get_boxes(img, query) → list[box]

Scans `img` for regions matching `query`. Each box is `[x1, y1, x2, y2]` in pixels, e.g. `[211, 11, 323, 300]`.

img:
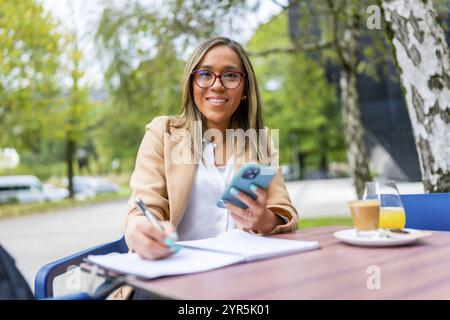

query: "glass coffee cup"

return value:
[349, 199, 381, 237]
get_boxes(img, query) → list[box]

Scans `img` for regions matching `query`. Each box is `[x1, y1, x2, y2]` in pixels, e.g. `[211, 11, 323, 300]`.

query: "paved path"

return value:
[0, 199, 128, 289]
[285, 178, 424, 218]
[0, 178, 424, 290]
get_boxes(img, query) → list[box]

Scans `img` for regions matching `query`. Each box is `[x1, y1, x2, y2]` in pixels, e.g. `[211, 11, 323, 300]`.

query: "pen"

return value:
[135, 197, 182, 253]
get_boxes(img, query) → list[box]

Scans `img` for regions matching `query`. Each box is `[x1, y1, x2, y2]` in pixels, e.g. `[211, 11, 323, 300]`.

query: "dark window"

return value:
[0, 186, 31, 192]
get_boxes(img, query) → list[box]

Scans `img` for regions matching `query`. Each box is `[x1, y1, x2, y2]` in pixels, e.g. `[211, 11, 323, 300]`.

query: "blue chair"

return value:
[34, 236, 128, 300]
[401, 193, 450, 231]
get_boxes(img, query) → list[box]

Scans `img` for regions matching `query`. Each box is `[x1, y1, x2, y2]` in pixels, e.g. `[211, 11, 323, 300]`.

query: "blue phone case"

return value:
[217, 164, 277, 209]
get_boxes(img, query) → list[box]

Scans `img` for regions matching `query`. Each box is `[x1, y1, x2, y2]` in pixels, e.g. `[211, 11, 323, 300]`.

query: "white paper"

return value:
[87, 248, 243, 279]
[87, 230, 320, 279]
[176, 229, 320, 261]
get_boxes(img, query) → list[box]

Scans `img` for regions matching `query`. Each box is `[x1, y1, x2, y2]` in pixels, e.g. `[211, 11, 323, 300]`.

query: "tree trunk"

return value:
[66, 138, 76, 199]
[288, 0, 300, 44]
[334, 2, 372, 197]
[340, 67, 372, 197]
[320, 153, 328, 174]
[381, 0, 450, 192]
[289, 131, 301, 180]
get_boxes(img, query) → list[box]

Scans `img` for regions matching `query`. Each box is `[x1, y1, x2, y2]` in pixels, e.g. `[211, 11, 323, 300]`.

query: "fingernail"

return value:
[164, 237, 175, 246]
[169, 231, 179, 241]
[230, 187, 239, 196]
[250, 184, 257, 191]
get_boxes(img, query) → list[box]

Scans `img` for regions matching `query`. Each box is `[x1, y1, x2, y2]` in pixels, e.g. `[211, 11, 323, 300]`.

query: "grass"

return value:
[299, 216, 353, 229]
[0, 187, 130, 220]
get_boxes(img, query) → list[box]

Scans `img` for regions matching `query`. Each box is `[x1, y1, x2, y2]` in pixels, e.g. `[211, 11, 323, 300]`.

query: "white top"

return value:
[177, 140, 236, 241]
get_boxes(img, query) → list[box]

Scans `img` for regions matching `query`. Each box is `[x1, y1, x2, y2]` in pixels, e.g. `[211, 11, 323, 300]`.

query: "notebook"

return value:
[86, 230, 320, 279]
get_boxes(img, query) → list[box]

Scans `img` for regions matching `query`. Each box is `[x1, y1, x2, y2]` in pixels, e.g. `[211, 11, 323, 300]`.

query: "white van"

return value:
[0, 175, 46, 204]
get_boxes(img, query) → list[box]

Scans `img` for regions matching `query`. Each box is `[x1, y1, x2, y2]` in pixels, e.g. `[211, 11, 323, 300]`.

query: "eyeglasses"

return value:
[191, 70, 245, 90]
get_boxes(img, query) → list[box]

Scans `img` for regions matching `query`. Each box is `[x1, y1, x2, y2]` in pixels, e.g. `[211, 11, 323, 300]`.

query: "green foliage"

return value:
[247, 12, 346, 169]
[299, 216, 353, 229]
[9, 0, 448, 181]
[0, 160, 66, 181]
[93, 0, 249, 168]
[305, 0, 449, 83]
[434, 0, 450, 32]
[0, 0, 62, 150]
[0, 0, 106, 181]
[94, 6, 185, 168]
[47, 36, 97, 147]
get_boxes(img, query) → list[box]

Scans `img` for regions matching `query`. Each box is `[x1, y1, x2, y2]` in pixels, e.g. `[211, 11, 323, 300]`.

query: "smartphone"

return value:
[217, 164, 277, 209]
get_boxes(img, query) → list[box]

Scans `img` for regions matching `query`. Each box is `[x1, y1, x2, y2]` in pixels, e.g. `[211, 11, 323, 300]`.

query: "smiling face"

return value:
[192, 45, 246, 132]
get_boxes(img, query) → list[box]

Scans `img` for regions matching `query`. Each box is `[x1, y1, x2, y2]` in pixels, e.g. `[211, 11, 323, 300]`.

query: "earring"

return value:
[242, 95, 247, 100]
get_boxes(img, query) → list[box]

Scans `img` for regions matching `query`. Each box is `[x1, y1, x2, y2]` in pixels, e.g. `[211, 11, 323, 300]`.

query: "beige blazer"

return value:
[124, 116, 298, 249]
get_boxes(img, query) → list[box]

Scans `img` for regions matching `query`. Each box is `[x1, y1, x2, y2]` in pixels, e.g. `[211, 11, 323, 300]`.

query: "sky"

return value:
[40, 0, 283, 88]
[40, 0, 107, 87]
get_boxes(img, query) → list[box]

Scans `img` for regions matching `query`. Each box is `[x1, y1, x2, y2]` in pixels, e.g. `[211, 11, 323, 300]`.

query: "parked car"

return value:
[90, 177, 120, 194]
[42, 184, 69, 202]
[63, 176, 120, 200]
[281, 164, 295, 181]
[0, 175, 46, 204]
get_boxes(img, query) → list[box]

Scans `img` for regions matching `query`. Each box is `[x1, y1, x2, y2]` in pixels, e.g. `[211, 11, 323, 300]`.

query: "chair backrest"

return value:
[34, 236, 128, 299]
[401, 193, 450, 231]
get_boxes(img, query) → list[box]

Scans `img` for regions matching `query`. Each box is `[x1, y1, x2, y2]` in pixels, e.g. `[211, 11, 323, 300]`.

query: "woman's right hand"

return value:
[126, 215, 179, 260]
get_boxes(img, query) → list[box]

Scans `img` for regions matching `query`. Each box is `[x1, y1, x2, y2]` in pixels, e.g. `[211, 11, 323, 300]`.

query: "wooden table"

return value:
[124, 226, 450, 299]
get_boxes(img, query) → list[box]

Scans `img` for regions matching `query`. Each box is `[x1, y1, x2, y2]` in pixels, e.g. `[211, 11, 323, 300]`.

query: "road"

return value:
[0, 178, 423, 291]
[0, 199, 128, 290]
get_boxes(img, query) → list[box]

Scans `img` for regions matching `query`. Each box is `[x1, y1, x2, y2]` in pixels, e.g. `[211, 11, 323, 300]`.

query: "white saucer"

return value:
[333, 229, 431, 247]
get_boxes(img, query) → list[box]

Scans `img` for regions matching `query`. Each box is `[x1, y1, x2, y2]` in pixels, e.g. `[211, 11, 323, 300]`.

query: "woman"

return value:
[125, 36, 298, 262]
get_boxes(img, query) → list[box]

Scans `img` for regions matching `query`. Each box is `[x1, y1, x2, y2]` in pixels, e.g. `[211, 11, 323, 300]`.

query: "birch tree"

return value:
[327, 0, 372, 197]
[270, 0, 372, 196]
[381, 0, 450, 192]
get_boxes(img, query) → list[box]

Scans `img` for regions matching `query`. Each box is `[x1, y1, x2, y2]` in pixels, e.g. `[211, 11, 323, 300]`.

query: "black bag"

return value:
[0, 244, 34, 300]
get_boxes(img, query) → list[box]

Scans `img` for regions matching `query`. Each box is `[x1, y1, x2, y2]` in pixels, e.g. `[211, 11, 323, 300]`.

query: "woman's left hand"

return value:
[225, 184, 282, 234]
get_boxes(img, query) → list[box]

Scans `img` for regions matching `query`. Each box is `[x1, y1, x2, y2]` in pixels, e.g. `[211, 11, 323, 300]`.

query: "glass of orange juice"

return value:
[363, 181, 406, 229]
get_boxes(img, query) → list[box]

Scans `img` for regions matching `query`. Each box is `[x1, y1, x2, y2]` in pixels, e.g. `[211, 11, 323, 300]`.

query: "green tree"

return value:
[326, 0, 372, 197]
[262, 0, 449, 195]
[93, 0, 248, 169]
[250, 0, 373, 195]
[247, 12, 345, 178]
[63, 36, 91, 197]
[0, 0, 61, 152]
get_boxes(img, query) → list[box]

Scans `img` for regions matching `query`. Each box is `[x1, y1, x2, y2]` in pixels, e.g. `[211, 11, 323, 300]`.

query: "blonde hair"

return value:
[171, 36, 270, 164]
